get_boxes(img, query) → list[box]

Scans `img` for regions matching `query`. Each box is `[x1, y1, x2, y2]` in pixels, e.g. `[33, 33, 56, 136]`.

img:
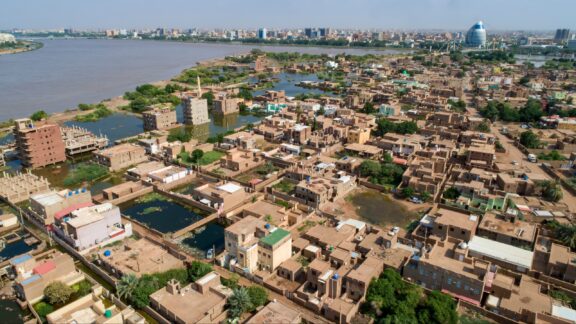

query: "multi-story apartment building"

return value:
[224, 216, 292, 275]
[14, 118, 66, 169]
[182, 96, 210, 125]
[142, 106, 178, 131]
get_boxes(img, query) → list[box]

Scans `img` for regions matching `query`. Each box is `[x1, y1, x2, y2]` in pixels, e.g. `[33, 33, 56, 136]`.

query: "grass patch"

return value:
[140, 206, 163, 215]
[273, 179, 295, 193]
[63, 163, 109, 187]
[298, 220, 316, 232]
[135, 192, 169, 204]
[75, 104, 113, 122]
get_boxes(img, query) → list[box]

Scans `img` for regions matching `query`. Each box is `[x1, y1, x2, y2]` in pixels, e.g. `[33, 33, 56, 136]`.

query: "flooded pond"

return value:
[120, 193, 208, 234]
[0, 299, 32, 323]
[64, 113, 143, 143]
[0, 231, 40, 262]
[347, 190, 417, 227]
[251, 72, 331, 97]
[180, 221, 225, 259]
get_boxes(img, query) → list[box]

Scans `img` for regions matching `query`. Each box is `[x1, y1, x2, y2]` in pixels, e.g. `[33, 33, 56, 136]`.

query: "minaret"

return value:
[197, 76, 202, 96]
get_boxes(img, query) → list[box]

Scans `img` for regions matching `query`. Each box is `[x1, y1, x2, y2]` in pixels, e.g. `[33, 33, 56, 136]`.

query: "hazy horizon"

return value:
[1, 0, 575, 31]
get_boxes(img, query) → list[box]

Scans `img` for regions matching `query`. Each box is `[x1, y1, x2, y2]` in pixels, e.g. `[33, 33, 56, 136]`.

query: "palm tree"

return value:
[556, 224, 576, 251]
[226, 288, 253, 320]
[116, 274, 138, 300]
[543, 180, 563, 202]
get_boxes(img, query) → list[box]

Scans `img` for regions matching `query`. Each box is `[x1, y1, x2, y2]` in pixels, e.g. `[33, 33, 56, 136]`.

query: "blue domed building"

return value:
[465, 21, 487, 48]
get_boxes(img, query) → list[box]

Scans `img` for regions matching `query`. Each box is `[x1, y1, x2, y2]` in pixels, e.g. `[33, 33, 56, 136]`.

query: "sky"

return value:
[1, 0, 574, 31]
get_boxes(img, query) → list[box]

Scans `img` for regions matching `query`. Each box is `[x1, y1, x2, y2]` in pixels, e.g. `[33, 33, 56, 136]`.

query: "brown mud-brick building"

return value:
[14, 118, 66, 169]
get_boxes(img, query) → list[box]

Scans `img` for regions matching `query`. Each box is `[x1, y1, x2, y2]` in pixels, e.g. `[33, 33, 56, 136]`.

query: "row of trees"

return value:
[359, 155, 405, 187]
[479, 99, 543, 123]
[123, 84, 181, 113]
[374, 119, 418, 137]
[362, 268, 458, 323]
[116, 261, 213, 309]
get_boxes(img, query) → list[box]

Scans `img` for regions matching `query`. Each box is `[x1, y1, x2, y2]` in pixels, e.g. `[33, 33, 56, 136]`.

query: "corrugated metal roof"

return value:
[468, 236, 533, 269]
[10, 254, 32, 265]
[20, 274, 41, 286]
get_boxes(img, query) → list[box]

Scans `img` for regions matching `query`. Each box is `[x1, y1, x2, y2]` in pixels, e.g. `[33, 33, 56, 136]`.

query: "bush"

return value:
[188, 261, 213, 282]
[443, 187, 460, 200]
[44, 281, 74, 305]
[538, 150, 566, 161]
[246, 286, 268, 311]
[519, 131, 541, 149]
[73, 280, 92, 297]
[30, 110, 48, 121]
[34, 302, 54, 320]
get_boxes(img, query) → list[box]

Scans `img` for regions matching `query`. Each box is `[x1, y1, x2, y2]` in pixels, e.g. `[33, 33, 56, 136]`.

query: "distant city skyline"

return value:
[1, 0, 575, 31]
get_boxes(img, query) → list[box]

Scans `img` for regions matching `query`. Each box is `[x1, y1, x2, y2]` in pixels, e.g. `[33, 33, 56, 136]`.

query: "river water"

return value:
[0, 39, 405, 121]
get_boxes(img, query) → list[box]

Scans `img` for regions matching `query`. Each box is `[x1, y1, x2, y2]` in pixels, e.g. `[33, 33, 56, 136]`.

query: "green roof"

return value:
[260, 228, 290, 247]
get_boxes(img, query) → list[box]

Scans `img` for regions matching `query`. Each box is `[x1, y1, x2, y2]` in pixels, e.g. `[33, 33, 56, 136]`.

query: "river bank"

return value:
[0, 40, 42, 56]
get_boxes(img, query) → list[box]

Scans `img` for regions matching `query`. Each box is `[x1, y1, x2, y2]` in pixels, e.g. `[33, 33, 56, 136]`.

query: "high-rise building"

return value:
[182, 77, 210, 125]
[319, 28, 330, 38]
[465, 21, 487, 48]
[304, 28, 313, 38]
[554, 29, 571, 43]
[14, 119, 66, 169]
[258, 28, 267, 40]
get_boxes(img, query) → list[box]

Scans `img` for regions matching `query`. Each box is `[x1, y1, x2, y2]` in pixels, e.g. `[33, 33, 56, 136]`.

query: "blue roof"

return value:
[10, 254, 32, 265]
[20, 274, 41, 286]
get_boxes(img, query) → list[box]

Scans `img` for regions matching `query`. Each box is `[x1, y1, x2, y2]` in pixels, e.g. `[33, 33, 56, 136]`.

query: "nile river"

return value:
[0, 39, 406, 121]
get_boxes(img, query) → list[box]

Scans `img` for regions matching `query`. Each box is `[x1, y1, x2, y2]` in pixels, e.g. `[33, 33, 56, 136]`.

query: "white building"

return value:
[53, 203, 132, 252]
[0, 33, 16, 44]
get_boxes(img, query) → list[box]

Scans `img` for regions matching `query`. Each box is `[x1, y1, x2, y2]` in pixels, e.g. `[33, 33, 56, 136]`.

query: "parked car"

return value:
[410, 197, 423, 204]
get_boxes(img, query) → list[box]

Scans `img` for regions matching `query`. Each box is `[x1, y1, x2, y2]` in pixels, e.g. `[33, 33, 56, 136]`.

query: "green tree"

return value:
[420, 191, 431, 202]
[246, 286, 268, 311]
[317, 106, 326, 116]
[519, 131, 541, 149]
[188, 261, 213, 282]
[44, 281, 74, 305]
[519, 76, 530, 86]
[202, 91, 215, 106]
[417, 291, 458, 324]
[519, 98, 543, 122]
[221, 274, 240, 289]
[443, 187, 460, 200]
[116, 274, 139, 300]
[361, 102, 376, 114]
[475, 121, 491, 133]
[227, 287, 253, 319]
[551, 222, 576, 251]
[543, 180, 563, 202]
[34, 302, 54, 320]
[359, 160, 381, 179]
[401, 187, 415, 198]
[238, 87, 253, 100]
[191, 149, 204, 163]
[30, 110, 48, 121]
[130, 275, 159, 309]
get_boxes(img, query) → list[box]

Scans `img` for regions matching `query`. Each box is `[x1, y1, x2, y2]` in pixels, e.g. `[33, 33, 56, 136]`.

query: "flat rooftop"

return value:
[468, 236, 534, 269]
[99, 238, 184, 277]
